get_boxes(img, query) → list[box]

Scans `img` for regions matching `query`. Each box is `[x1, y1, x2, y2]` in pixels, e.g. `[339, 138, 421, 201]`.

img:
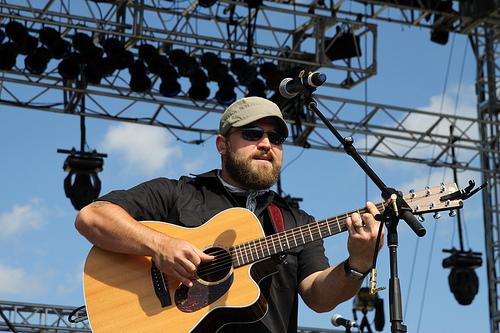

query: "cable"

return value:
[280, 147, 306, 174]
[416, 219, 438, 333]
[416, 33, 456, 333]
[451, 37, 471, 250]
[403, 237, 420, 319]
[68, 305, 87, 323]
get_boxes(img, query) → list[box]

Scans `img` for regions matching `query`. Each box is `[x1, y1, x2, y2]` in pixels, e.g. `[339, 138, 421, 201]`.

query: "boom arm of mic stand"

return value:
[304, 94, 423, 333]
[304, 97, 426, 237]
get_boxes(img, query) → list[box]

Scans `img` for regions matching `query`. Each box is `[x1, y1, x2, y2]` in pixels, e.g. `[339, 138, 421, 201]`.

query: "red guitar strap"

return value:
[267, 202, 285, 233]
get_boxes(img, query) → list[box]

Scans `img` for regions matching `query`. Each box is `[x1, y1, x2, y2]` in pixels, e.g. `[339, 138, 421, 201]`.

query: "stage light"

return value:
[201, 52, 228, 82]
[0, 42, 18, 70]
[215, 74, 237, 105]
[246, 78, 266, 98]
[442, 249, 482, 305]
[139, 44, 157, 65]
[6, 21, 38, 55]
[179, 56, 198, 77]
[169, 49, 198, 77]
[138, 44, 168, 75]
[61, 151, 105, 211]
[245, 0, 263, 8]
[200, 52, 219, 69]
[208, 63, 230, 82]
[159, 63, 181, 97]
[39, 26, 70, 59]
[168, 49, 188, 67]
[128, 60, 151, 93]
[353, 287, 385, 332]
[430, 0, 453, 45]
[5, 21, 27, 44]
[72, 32, 103, 63]
[264, 68, 285, 91]
[230, 58, 257, 86]
[188, 67, 210, 101]
[84, 56, 114, 84]
[259, 62, 278, 80]
[325, 26, 361, 61]
[58, 52, 82, 80]
[353, 287, 378, 312]
[160, 78, 181, 97]
[148, 54, 169, 75]
[102, 37, 133, 70]
[25, 46, 51, 74]
[199, 0, 217, 8]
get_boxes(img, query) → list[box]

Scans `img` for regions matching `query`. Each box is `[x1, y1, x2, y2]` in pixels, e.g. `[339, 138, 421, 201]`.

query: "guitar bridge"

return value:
[151, 262, 171, 307]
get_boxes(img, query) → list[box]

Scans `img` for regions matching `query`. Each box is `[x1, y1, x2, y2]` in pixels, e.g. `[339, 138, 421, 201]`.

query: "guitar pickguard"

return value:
[175, 273, 234, 312]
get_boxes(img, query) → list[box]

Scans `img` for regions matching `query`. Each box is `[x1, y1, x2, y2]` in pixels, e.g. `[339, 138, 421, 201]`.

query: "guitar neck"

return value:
[231, 202, 385, 268]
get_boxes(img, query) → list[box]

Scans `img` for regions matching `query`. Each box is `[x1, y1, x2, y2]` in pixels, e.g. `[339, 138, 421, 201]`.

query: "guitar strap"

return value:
[267, 202, 284, 233]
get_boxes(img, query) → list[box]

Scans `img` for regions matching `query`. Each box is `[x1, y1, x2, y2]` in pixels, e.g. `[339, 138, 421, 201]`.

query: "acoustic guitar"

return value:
[83, 183, 463, 332]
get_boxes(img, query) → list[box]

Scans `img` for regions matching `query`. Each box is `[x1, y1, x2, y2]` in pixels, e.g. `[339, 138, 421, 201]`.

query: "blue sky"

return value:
[0, 9, 488, 333]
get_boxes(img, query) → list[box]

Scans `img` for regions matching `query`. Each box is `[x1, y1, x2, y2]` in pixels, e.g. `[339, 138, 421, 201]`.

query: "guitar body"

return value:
[83, 208, 276, 332]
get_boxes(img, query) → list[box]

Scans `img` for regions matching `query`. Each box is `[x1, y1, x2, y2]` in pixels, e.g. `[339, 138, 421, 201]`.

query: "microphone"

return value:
[331, 314, 358, 328]
[278, 72, 326, 99]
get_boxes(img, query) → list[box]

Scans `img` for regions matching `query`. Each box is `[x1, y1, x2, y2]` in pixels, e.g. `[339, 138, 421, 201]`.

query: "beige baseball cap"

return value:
[219, 96, 288, 136]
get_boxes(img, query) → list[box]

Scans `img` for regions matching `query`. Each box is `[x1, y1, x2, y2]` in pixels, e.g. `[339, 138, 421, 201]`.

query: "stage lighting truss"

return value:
[0, 1, 377, 89]
[0, 0, 493, 173]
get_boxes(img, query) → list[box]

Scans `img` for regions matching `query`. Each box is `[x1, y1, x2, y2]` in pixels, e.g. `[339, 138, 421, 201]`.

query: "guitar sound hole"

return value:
[197, 247, 232, 283]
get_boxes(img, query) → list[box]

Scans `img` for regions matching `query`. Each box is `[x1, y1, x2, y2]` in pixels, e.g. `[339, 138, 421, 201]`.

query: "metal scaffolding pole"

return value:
[473, 22, 500, 333]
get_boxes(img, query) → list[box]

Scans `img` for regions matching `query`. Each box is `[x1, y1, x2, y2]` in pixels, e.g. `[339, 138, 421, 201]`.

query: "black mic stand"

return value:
[301, 90, 426, 333]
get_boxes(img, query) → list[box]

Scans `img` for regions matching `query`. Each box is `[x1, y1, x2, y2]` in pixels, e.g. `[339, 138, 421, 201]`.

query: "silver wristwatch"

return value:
[343, 259, 369, 280]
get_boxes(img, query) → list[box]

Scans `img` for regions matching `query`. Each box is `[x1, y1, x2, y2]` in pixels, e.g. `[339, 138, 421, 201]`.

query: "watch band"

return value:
[343, 259, 369, 280]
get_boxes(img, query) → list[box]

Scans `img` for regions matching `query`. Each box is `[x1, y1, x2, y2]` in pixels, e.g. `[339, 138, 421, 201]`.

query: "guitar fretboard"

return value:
[230, 202, 385, 267]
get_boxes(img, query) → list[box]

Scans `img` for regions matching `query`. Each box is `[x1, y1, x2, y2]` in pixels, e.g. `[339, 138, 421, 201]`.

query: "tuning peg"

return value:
[449, 210, 457, 217]
[425, 186, 431, 196]
[409, 189, 416, 199]
[417, 215, 425, 222]
[433, 212, 441, 219]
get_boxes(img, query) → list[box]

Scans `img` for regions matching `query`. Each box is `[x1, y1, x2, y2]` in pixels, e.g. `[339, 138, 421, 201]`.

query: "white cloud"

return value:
[362, 84, 479, 165]
[0, 264, 42, 295]
[101, 123, 182, 175]
[420, 84, 477, 118]
[0, 200, 44, 238]
[405, 84, 477, 142]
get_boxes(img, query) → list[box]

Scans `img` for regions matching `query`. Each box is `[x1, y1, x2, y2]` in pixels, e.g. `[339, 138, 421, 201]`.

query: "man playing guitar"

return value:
[76, 96, 383, 332]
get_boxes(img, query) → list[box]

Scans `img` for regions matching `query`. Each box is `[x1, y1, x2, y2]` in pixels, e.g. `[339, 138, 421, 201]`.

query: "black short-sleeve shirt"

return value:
[99, 169, 329, 332]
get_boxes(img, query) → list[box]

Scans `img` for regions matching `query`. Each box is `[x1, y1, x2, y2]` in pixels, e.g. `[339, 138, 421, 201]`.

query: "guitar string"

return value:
[195, 217, 353, 276]
[195, 204, 386, 277]
[195, 219, 348, 276]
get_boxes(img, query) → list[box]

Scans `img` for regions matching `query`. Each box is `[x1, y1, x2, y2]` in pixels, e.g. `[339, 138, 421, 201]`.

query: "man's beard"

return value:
[224, 143, 281, 191]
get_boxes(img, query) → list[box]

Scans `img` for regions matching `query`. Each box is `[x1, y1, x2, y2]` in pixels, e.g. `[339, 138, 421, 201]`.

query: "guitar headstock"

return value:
[403, 183, 463, 217]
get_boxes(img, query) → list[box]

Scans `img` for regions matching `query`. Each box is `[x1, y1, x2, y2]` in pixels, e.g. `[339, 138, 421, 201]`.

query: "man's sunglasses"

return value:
[233, 127, 287, 145]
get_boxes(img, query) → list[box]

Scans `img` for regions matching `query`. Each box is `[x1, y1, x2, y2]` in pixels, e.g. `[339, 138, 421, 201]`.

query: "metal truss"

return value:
[472, 23, 500, 333]
[0, 70, 486, 171]
[0, 300, 90, 332]
[0, 299, 341, 333]
[0, 0, 377, 88]
[264, 0, 499, 35]
[0, 0, 488, 172]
